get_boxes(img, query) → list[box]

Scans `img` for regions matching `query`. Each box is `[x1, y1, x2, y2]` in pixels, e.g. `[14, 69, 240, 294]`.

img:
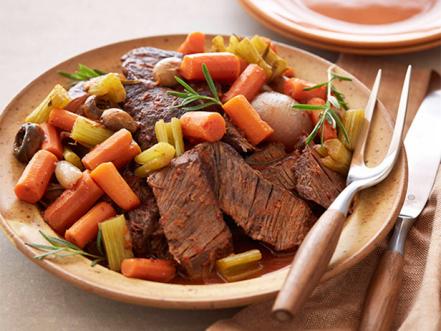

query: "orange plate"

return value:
[239, 0, 441, 54]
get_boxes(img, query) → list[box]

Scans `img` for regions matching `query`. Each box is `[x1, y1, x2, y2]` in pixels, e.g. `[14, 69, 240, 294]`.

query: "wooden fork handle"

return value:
[359, 250, 404, 331]
[272, 209, 346, 321]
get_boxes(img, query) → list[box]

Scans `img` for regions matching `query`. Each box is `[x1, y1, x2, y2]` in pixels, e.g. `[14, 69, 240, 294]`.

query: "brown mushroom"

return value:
[80, 95, 118, 120]
[13, 123, 45, 163]
[101, 108, 138, 133]
[153, 57, 182, 87]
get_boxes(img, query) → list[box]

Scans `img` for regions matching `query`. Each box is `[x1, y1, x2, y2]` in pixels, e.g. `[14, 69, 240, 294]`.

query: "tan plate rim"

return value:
[239, 0, 441, 52]
[0, 34, 407, 309]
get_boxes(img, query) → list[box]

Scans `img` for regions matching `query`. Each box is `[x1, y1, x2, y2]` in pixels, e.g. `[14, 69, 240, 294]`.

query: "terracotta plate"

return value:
[239, 0, 441, 54]
[0, 35, 407, 309]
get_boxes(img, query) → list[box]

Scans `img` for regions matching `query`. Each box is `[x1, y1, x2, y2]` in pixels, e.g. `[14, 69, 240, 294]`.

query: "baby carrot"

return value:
[48, 108, 79, 131]
[223, 95, 274, 145]
[180, 111, 226, 142]
[284, 78, 327, 103]
[41, 123, 63, 159]
[82, 129, 133, 170]
[178, 32, 205, 55]
[112, 141, 141, 169]
[90, 162, 140, 210]
[14, 150, 57, 204]
[121, 258, 176, 282]
[307, 97, 337, 140]
[179, 52, 240, 82]
[65, 201, 116, 248]
[222, 64, 267, 102]
[44, 171, 104, 234]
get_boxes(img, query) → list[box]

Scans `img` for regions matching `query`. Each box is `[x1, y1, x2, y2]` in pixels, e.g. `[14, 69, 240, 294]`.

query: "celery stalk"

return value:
[170, 118, 185, 156]
[211, 35, 226, 52]
[25, 84, 70, 123]
[88, 73, 126, 103]
[100, 215, 133, 272]
[339, 109, 365, 150]
[321, 156, 349, 175]
[71, 117, 113, 147]
[134, 142, 175, 177]
[216, 249, 263, 282]
[323, 139, 352, 167]
[154, 119, 169, 143]
[63, 147, 84, 170]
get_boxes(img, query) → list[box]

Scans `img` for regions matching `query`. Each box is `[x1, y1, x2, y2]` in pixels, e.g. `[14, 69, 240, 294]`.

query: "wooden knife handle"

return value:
[272, 209, 346, 321]
[359, 250, 404, 331]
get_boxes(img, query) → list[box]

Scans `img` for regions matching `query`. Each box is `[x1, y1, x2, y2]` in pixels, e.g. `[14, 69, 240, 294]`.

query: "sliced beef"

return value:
[196, 142, 315, 251]
[222, 117, 255, 154]
[260, 152, 299, 191]
[123, 169, 169, 259]
[245, 143, 287, 170]
[294, 146, 346, 208]
[147, 151, 233, 278]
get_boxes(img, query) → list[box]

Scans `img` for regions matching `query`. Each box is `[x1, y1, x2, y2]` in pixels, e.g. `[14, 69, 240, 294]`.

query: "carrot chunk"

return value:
[284, 78, 327, 103]
[65, 201, 116, 248]
[41, 123, 63, 159]
[307, 97, 337, 141]
[112, 141, 141, 169]
[180, 111, 226, 142]
[179, 52, 240, 82]
[90, 162, 140, 210]
[121, 258, 176, 282]
[44, 171, 104, 234]
[178, 32, 205, 55]
[222, 64, 267, 102]
[14, 150, 57, 204]
[82, 129, 133, 170]
[48, 108, 79, 131]
[223, 95, 274, 145]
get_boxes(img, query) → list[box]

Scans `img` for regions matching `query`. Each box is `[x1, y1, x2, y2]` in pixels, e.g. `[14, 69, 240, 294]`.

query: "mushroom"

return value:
[80, 95, 117, 120]
[153, 57, 182, 87]
[13, 123, 45, 163]
[101, 108, 138, 133]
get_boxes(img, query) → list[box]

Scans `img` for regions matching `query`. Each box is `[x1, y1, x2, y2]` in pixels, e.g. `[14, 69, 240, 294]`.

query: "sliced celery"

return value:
[71, 117, 113, 147]
[211, 35, 226, 52]
[25, 84, 70, 123]
[216, 249, 263, 282]
[321, 156, 349, 175]
[87, 73, 126, 103]
[100, 215, 133, 272]
[323, 139, 352, 167]
[154, 119, 169, 143]
[63, 147, 84, 170]
[339, 109, 365, 150]
[236, 38, 272, 78]
[170, 118, 185, 156]
[165, 122, 174, 144]
[134, 142, 175, 177]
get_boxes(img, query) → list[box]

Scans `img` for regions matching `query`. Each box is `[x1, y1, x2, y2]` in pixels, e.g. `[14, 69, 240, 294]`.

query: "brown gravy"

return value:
[302, 0, 435, 25]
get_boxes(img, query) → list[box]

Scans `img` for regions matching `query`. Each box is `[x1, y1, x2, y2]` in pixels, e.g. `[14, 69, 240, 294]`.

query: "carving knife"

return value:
[359, 88, 441, 331]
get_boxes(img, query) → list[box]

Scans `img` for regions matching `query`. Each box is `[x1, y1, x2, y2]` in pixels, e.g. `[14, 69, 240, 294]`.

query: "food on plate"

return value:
[13, 33, 364, 284]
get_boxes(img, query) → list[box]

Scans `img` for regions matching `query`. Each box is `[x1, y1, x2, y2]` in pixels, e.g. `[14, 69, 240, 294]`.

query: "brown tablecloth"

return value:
[209, 56, 439, 331]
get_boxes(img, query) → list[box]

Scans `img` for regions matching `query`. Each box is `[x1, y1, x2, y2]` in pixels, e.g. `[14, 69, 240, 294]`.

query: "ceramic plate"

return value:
[239, 0, 441, 54]
[0, 34, 407, 309]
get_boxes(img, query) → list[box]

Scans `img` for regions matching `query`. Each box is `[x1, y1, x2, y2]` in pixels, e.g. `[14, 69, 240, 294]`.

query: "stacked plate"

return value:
[239, 0, 441, 55]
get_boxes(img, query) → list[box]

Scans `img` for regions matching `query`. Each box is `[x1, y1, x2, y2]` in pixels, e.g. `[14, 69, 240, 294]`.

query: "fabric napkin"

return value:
[209, 56, 438, 331]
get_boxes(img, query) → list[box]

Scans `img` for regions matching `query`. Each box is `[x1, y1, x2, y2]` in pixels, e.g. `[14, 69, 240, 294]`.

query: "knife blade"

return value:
[359, 87, 441, 331]
[399, 89, 441, 219]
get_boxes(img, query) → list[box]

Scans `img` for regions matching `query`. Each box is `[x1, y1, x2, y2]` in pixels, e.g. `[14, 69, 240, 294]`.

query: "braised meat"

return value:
[123, 169, 169, 259]
[222, 117, 255, 154]
[294, 146, 346, 208]
[245, 142, 287, 170]
[260, 152, 299, 191]
[196, 142, 316, 251]
[147, 151, 233, 278]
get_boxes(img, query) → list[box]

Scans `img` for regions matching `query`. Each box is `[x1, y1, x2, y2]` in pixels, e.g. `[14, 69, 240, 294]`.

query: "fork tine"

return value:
[350, 69, 382, 167]
[386, 65, 411, 158]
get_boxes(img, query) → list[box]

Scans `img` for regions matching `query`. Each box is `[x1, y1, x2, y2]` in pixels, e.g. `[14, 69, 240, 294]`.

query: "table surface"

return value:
[1, 1, 440, 330]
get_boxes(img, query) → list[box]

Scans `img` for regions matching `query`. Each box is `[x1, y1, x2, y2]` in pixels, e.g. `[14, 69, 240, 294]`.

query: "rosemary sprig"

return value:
[168, 63, 222, 111]
[26, 230, 106, 267]
[303, 71, 351, 110]
[293, 66, 350, 145]
[59, 64, 106, 81]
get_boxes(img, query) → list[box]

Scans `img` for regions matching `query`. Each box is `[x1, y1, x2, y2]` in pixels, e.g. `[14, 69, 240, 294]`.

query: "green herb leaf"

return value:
[293, 104, 327, 111]
[58, 64, 105, 82]
[202, 63, 220, 103]
[96, 225, 104, 256]
[26, 230, 105, 267]
[303, 81, 330, 91]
